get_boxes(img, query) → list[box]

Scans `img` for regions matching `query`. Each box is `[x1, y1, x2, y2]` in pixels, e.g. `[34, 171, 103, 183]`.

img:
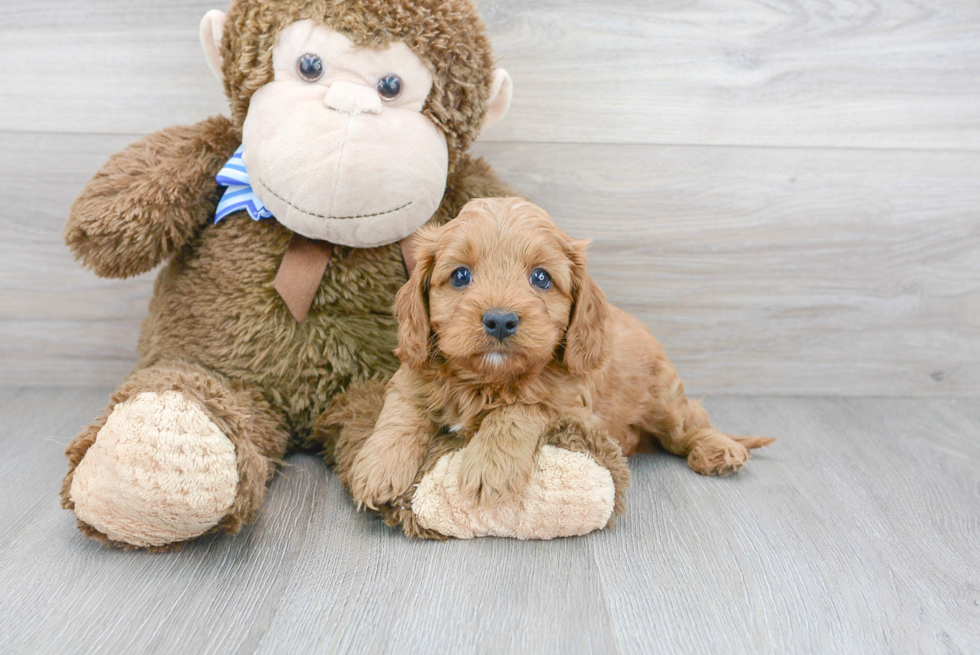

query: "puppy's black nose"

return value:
[483, 310, 519, 341]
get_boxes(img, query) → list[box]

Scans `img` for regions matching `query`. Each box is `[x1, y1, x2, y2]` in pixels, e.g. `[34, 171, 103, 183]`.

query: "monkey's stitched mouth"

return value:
[255, 176, 412, 220]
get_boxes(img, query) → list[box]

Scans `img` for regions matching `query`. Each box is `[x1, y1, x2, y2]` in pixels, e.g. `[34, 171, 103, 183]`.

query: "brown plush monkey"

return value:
[61, 0, 628, 549]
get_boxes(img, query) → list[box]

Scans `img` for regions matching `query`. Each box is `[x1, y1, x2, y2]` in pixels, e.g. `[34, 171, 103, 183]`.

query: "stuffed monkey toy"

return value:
[61, 0, 628, 549]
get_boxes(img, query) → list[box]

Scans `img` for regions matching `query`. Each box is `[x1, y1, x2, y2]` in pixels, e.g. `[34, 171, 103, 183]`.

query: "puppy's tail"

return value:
[732, 435, 776, 450]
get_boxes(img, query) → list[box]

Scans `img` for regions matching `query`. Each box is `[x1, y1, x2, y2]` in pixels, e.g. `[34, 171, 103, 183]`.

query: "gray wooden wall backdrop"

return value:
[1, 0, 978, 396]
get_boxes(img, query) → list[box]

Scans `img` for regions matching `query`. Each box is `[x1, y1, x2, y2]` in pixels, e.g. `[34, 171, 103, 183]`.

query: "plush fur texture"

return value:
[60, 0, 518, 548]
[347, 198, 774, 516]
[65, 116, 240, 280]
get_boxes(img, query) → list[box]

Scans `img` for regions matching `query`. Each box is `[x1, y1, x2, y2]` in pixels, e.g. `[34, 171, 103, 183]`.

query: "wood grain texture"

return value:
[1, 1, 979, 149]
[482, 141, 980, 397]
[2, 131, 978, 395]
[1, 0, 978, 394]
[1, 387, 977, 654]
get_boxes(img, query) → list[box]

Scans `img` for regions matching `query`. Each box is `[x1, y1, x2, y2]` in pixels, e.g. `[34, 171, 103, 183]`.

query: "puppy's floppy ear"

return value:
[564, 238, 608, 375]
[394, 227, 439, 369]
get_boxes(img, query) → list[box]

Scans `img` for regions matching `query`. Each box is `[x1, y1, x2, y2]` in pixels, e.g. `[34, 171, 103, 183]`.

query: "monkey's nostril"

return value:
[483, 310, 519, 341]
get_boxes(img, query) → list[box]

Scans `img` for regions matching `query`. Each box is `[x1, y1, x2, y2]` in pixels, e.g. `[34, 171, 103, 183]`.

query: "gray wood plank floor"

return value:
[1, 386, 977, 654]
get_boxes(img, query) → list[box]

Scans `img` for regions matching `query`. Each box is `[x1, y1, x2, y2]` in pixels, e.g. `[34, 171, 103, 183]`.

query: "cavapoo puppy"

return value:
[350, 197, 773, 509]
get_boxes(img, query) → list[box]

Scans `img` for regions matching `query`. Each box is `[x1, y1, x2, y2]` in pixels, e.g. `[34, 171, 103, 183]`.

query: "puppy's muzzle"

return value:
[483, 309, 519, 342]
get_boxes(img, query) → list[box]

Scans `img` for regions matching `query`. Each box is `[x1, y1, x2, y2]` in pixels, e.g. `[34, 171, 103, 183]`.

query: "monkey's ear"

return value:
[564, 238, 609, 376]
[479, 69, 513, 136]
[200, 10, 227, 82]
[394, 229, 439, 369]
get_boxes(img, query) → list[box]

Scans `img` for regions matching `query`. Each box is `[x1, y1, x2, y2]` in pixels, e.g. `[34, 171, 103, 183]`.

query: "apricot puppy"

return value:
[349, 197, 773, 509]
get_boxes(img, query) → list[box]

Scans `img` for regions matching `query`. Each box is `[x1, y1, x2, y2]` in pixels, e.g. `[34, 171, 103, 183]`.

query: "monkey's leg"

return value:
[316, 384, 629, 540]
[637, 362, 774, 475]
[61, 361, 288, 550]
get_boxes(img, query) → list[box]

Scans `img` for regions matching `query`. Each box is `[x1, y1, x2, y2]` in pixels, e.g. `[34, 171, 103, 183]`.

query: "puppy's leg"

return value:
[348, 372, 437, 510]
[456, 404, 551, 506]
[639, 362, 774, 475]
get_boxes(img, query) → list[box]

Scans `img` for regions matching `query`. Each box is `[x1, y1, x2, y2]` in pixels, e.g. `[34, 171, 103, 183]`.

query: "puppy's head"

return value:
[395, 197, 607, 381]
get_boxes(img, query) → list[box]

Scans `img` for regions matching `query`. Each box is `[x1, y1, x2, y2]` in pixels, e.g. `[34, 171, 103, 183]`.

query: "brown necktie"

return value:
[274, 233, 420, 323]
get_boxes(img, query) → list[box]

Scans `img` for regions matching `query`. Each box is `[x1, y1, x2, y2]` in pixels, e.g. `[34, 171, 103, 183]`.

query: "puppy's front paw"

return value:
[349, 445, 421, 510]
[687, 432, 750, 476]
[455, 446, 533, 506]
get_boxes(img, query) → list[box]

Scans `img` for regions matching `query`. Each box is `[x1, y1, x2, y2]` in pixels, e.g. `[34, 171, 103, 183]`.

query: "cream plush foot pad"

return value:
[412, 445, 616, 539]
[70, 391, 239, 547]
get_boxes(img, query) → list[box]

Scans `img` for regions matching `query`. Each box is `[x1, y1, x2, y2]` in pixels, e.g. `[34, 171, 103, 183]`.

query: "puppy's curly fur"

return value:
[349, 198, 774, 509]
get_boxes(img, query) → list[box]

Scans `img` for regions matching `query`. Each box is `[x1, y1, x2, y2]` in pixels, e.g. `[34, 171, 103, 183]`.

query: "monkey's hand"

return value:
[455, 404, 549, 506]
[65, 115, 240, 278]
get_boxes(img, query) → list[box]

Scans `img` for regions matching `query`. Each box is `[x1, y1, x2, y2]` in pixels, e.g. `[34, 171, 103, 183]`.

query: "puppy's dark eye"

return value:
[530, 268, 552, 290]
[451, 267, 472, 288]
[377, 74, 402, 100]
[297, 53, 324, 82]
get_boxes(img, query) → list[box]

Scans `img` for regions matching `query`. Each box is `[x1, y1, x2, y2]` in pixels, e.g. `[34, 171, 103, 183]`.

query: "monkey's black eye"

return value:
[297, 53, 324, 82]
[377, 74, 402, 100]
[450, 267, 472, 288]
[530, 268, 552, 290]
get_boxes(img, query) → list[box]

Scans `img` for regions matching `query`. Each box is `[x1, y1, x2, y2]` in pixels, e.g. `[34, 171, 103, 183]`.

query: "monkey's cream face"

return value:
[242, 20, 449, 247]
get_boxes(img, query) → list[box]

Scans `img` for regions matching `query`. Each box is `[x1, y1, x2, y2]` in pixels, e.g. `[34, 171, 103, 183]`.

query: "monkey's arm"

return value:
[65, 115, 240, 278]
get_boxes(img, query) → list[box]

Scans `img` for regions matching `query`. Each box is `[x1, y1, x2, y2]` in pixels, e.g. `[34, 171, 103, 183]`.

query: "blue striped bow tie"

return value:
[214, 145, 275, 223]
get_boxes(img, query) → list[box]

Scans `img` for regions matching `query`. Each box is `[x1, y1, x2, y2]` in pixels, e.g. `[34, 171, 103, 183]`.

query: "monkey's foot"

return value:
[68, 391, 239, 548]
[411, 445, 615, 539]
